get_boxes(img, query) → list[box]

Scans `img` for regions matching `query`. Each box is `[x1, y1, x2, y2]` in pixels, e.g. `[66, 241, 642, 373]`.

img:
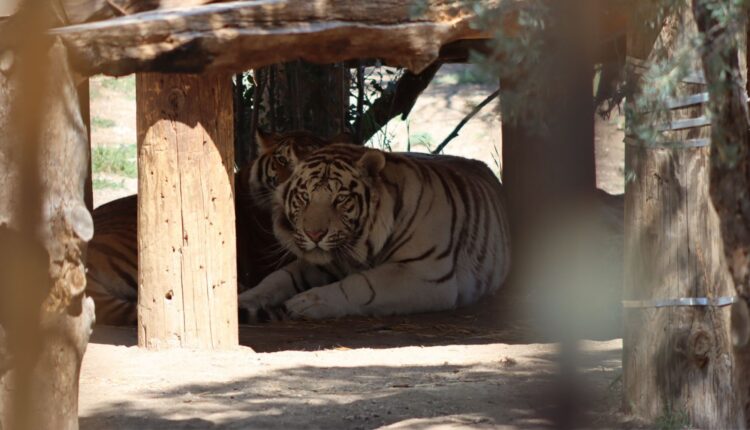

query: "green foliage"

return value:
[92, 144, 137, 178]
[408, 131, 434, 151]
[92, 117, 116, 129]
[92, 177, 126, 190]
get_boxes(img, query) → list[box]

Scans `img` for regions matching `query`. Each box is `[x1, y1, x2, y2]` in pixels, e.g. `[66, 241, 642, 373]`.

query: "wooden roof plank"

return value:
[49, 0, 490, 76]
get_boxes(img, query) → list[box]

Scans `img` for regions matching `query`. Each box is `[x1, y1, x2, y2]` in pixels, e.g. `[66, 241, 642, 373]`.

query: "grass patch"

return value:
[407, 132, 435, 152]
[92, 144, 137, 177]
[93, 177, 126, 190]
[93, 75, 136, 100]
[92, 117, 116, 129]
[101, 75, 135, 93]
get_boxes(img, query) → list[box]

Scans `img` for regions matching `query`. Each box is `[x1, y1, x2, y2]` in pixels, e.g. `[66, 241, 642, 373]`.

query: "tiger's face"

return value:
[275, 146, 386, 265]
[248, 130, 350, 207]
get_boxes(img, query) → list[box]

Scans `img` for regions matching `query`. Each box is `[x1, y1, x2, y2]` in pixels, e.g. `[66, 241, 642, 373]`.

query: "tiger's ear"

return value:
[356, 150, 386, 178]
[255, 128, 275, 152]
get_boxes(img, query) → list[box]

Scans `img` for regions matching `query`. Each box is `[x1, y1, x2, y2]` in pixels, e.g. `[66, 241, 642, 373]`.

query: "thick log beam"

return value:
[0, 37, 95, 429]
[50, 0, 493, 76]
[136, 72, 238, 349]
[34, 0, 628, 77]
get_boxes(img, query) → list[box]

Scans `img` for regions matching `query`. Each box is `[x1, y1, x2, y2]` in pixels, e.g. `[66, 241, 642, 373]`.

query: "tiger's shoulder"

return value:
[305, 144, 500, 187]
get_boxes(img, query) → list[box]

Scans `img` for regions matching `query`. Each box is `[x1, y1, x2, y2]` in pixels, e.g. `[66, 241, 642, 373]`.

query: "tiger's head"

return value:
[248, 129, 350, 207]
[273, 145, 393, 266]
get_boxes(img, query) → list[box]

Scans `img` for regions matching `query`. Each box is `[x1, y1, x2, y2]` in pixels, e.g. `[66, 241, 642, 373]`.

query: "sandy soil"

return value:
[82, 65, 628, 429]
[82, 328, 627, 430]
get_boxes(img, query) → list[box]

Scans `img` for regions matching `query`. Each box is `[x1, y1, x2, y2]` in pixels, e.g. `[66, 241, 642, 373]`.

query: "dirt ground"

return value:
[81, 64, 629, 429]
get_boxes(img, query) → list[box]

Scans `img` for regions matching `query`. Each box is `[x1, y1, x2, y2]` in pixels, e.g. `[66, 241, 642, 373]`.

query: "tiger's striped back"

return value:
[86, 195, 139, 326]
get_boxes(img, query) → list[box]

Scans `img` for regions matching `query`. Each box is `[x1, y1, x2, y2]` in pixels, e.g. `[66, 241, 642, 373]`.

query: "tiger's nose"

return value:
[305, 229, 328, 243]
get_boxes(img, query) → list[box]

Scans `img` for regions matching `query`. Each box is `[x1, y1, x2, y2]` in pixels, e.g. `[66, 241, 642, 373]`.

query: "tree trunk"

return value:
[0, 37, 95, 430]
[136, 72, 238, 349]
[622, 4, 743, 427]
[254, 61, 350, 138]
[244, 60, 350, 157]
[691, 0, 750, 424]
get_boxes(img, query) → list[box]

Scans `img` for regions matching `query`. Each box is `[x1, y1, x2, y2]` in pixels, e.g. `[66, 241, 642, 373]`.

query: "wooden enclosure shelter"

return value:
[0, 0, 629, 350]
[15, 0, 738, 428]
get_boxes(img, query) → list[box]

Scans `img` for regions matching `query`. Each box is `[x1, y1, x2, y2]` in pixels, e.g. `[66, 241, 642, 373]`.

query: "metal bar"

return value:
[660, 116, 712, 131]
[624, 137, 711, 149]
[666, 92, 709, 109]
[622, 296, 738, 308]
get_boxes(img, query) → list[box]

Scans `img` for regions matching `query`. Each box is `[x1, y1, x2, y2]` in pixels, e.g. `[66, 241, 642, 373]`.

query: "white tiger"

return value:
[238, 144, 511, 319]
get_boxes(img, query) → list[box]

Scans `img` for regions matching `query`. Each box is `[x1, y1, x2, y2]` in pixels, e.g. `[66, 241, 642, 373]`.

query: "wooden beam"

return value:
[50, 0, 492, 76]
[60, 0, 228, 24]
[136, 72, 238, 349]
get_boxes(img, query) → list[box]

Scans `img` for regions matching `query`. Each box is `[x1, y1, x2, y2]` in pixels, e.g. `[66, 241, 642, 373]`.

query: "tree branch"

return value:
[432, 89, 499, 154]
[355, 61, 442, 143]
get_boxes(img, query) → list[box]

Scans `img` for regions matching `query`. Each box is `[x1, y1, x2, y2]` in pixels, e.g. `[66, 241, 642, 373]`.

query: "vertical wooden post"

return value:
[77, 79, 93, 212]
[622, 4, 742, 426]
[0, 38, 95, 430]
[136, 73, 238, 350]
[500, 11, 595, 239]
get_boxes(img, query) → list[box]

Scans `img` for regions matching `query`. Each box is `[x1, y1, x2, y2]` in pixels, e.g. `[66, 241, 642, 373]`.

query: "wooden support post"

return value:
[77, 79, 93, 211]
[500, 2, 596, 245]
[0, 38, 95, 429]
[136, 73, 238, 350]
[622, 4, 742, 427]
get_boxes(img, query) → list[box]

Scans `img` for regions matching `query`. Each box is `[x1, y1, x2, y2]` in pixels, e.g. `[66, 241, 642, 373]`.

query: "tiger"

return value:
[237, 129, 351, 290]
[86, 194, 139, 326]
[237, 143, 512, 320]
[86, 129, 350, 325]
[248, 129, 351, 207]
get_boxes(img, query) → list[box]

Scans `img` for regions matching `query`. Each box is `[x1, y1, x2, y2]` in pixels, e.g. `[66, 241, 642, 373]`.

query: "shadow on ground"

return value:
[80, 345, 626, 430]
[91, 285, 621, 353]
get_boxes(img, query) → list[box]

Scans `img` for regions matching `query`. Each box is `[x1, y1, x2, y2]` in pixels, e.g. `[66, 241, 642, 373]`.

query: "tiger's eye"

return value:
[334, 194, 349, 205]
[274, 156, 288, 167]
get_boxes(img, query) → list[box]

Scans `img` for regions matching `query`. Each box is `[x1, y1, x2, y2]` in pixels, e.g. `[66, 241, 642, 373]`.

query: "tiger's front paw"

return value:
[284, 288, 347, 320]
[237, 289, 278, 323]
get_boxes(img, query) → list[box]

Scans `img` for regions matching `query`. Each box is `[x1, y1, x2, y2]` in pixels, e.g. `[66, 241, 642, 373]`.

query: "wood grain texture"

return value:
[51, 0, 491, 76]
[136, 72, 238, 350]
[622, 5, 742, 426]
[0, 38, 95, 430]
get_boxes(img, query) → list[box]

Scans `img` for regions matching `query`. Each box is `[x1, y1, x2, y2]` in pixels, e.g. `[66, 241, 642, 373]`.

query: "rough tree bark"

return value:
[48, 0, 496, 76]
[622, 3, 743, 427]
[691, 0, 750, 423]
[247, 60, 351, 151]
[136, 73, 238, 349]
[0, 35, 95, 429]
